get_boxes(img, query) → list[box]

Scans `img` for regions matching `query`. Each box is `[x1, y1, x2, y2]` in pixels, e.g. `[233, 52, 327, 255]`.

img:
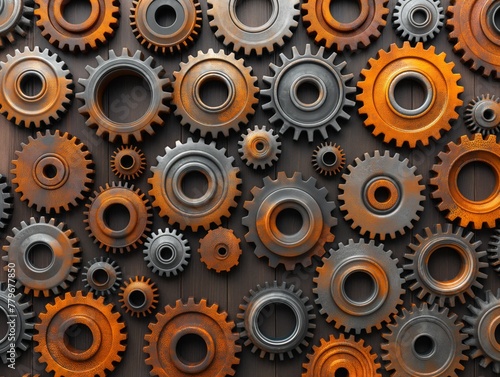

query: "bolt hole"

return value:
[321, 151, 338, 167]
[257, 303, 297, 341]
[159, 245, 175, 262]
[176, 333, 208, 365]
[198, 77, 229, 109]
[119, 154, 135, 170]
[428, 246, 463, 282]
[235, 0, 273, 28]
[343, 271, 376, 304]
[91, 268, 109, 287]
[181, 170, 209, 200]
[330, 0, 361, 23]
[62, 0, 92, 25]
[413, 334, 435, 358]
[26, 242, 54, 270]
[457, 161, 497, 201]
[43, 164, 58, 179]
[483, 108, 496, 122]
[155, 4, 177, 27]
[20, 72, 43, 98]
[374, 186, 391, 203]
[276, 208, 303, 236]
[104, 203, 131, 232]
[255, 141, 265, 151]
[128, 289, 147, 309]
[335, 368, 349, 377]
[217, 246, 228, 257]
[64, 324, 93, 353]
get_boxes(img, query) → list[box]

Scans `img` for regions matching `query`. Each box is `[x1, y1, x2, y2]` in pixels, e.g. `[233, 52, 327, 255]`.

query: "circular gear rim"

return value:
[393, 0, 444, 43]
[82, 256, 122, 296]
[238, 125, 281, 170]
[0, 173, 13, 229]
[119, 276, 159, 318]
[198, 227, 242, 273]
[312, 142, 345, 176]
[110, 145, 146, 181]
[0, 0, 32, 48]
[144, 228, 191, 277]
[464, 94, 500, 135]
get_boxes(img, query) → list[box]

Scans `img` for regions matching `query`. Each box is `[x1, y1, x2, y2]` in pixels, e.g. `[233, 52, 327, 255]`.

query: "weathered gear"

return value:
[198, 228, 242, 273]
[0, 47, 72, 128]
[34, 291, 127, 377]
[82, 256, 122, 296]
[464, 94, 500, 135]
[2, 217, 80, 297]
[339, 151, 425, 240]
[393, 0, 444, 42]
[314, 240, 404, 334]
[34, 0, 119, 52]
[262, 45, 355, 142]
[172, 49, 258, 138]
[302, 0, 389, 51]
[357, 42, 463, 148]
[312, 142, 345, 176]
[242, 172, 336, 270]
[489, 229, 500, 272]
[110, 145, 146, 180]
[144, 228, 191, 277]
[405, 224, 488, 307]
[207, 0, 300, 55]
[130, 0, 202, 54]
[0, 0, 32, 48]
[0, 174, 13, 229]
[431, 134, 500, 229]
[11, 130, 94, 213]
[84, 182, 152, 253]
[119, 276, 159, 318]
[237, 281, 315, 361]
[238, 125, 281, 169]
[77, 49, 171, 144]
[144, 298, 240, 377]
[149, 138, 241, 231]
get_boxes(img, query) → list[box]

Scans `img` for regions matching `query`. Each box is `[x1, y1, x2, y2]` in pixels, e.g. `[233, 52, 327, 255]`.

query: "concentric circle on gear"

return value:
[82, 256, 122, 296]
[393, 0, 444, 42]
[312, 142, 345, 176]
[0, 174, 13, 229]
[144, 228, 191, 277]
[119, 276, 159, 318]
[0, 0, 32, 48]
[238, 125, 281, 170]
[465, 94, 500, 135]
[198, 228, 242, 273]
[110, 145, 146, 181]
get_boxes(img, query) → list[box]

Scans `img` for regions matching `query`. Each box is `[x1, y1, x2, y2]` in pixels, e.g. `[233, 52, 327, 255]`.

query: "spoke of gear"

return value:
[144, 228, 191, 277]
[312, 142, 345, 176]
[0, 174, 13, 229]
[82, 256, 122, 296]
[110, 145, 146, 181]
[464, 94, 500, 135]
[488, 229, 500, 272]
[393, 0, 444, 42]
[198, 227, 242, 273]
[238, 125, 281, 169]
[119, 276, 159, 318]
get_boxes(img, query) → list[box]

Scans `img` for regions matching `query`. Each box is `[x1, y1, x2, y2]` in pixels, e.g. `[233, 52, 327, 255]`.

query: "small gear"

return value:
[237, 281, 315, 361]
[312, 142, 345, 176]
[144, 228, 191, 277]
[0, 174, 13, 229]
[172, 49, 258, 138]
[238, 125, 281, 170]
[34, 291, 127, 377]
[2, 217, 80, 297]
[262, 45, 355, 142]
[82, 257, 122, 296]
[0, 0, 32, 48]
[339, 150, 425, 240]
[119, 276, 159, 318]
[12, 130, 94, 213]
[198, 228, 242, 273]
[464, 94, 500, 135]
[393, 0, 444, 42]
[430, 134, 500, 229]
[110, 145, 146, 180]
[207, 0, 299, 55]
[488, 229, 500, 272]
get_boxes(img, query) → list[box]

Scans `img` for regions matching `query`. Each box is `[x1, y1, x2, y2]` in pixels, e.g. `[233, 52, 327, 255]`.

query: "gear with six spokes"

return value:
[393, 0, 444, 43]
[239, 126, 281, 169]
[464, 94, 500, 135]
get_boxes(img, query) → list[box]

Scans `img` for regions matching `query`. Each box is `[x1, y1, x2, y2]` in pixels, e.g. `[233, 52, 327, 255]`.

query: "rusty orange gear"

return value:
[358, 42, 463, 148]
[119, 276, 159, 318]
[431, 134, 500, 229]
[198, 228, 242, 273]
[144, 298, 241, 377]
[34, 291, 127, 377]
[110, 145, 146, 181]
[22, 375, 40, 377]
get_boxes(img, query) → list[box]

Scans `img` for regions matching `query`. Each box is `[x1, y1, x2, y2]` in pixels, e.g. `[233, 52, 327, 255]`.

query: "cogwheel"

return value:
[149, 138, 241, 232]
[238, 125, 281, 169]
[302, 0, 389, 51]
[262, 45, 355, 142]
[119, 276, 159, 318]
[207, 0, 299, 55]
[34, 291, 127, 377]
[488, 229, 500, 272]
[0, 174, 13, 229]
[77, 49, 171, 144]
[464, 94, 500, 135]
[110, 145, 146, 180]
[172, 49, 258, 138]
[382, 303, 468, 377]
[144, 228, 191, 277]
[0, 47, 72, 128]
[312, 142, 345, 176]
[2, 217, 80, 297]
[393, 0, 444, 43]
[237, 281, 315, 361]
[339, 150, 425, 240]
[144, 297, 240, 377]
[12, 130, 94, 213]
[198, 227, 242, 273]
[0, 0, 32, 48]
[430, 134, 500, 229]
[82, 256, 122, 296]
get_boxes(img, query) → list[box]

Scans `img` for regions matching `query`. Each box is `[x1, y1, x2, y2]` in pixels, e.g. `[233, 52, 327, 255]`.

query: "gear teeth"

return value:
[144, 228, 191, 277]
[119, 276, 159, 317]
[239, 126, 281, 169]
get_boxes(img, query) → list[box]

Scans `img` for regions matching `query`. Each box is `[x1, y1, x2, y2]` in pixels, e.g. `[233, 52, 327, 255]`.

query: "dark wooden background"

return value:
[1, 0, 500, 376]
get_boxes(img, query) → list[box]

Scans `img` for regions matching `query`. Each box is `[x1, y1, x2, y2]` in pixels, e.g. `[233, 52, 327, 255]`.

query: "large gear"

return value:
[357, 42, 463, 148]
[110, 145, 146, 181]
[312, 142, 345, 176]
[0, 0, 32, 48]
[430, 134, 500, 229]
[393, 0, 444, 43]
[339, 150, 425, 240]
[464, 94, 500, 135]
[262, 45, 355, 142]
[242, 172, 336, 270]
[144, 228, 191, 277]
[82, 256, 122, 296]
[144, 298, 240, 377]
[489, 229, 500, 272]
[238, 125, 281, 170]
[198, 227, 242, 273]
[119, 276, 159, 318]
[149, 138, 241, 231]
[0, 174, 13, 229]
[34, 291, 127, 377]
[172, 49, 258, 138]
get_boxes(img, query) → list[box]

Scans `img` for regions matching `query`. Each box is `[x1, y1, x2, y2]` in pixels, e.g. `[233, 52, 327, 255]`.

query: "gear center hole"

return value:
[91, 268, 109, 287]
[128, 289, 147, 309]
[159, 245, 175, 263]
[276, 208, 303, 236]
[176, 333, 208, 365]
[493, 5, 500, 34]
[217, 246, 228, 257]
[330, 0, 361, 23]
[257, 303, 297, 341]
[428, 246, 463, 282]
[62, 0, 92, 25]
[198, 77, 230, 109]
[155, 5, 177, 27]
[0, 308, 8, 341]
[495, 324, 500, 344]
[374, 186, 391, 203]
[64, 324, 93, 353]
[343, 271, 376, 304]
[413, 334, 435, 358]
[296, 80, 321, 106]
[119, 154, 135, 170]
[335, 367, 349, 377]
[322, 151, 338, 167]
[104, 203, 131, 232]
[410, 7, 430, 27]
[393, 76, 427, 112]
[483, 108, 496, 122]
[457, 161, 497, 201]
[234, 0, 274, 28]
[26, 242, 54, 271]
[181, 170, 209, 200]
[19, 71, 44, 98]
[256, 141, 265, 151]
[43, 164, 58, 179]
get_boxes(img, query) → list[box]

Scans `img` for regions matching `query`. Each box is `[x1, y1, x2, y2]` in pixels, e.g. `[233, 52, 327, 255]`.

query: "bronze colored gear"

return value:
[119, 276, 159, 318]
[34, 0, 119, 52]
[0, 0, 32, 48]
[34, 291, 127, 377]
[464, 94, 500, 135]
[131, 0, 202, 54]
[312, 142, 345, 176]
[0, 174, 13, 229]
[172, 49, 258, 138]
[357, 42, 463, 148]
[198, 227, 242, 273]
[85, 182, 152, 253]
[430, 134, 500, 229]
[302, 0, 389, 51]
[238, 125, 281, 170]
[489, 229, 500, 272]
[144, 298, 241, 377]
[82, 256, 122, 296]
[110, 145, 146, 181]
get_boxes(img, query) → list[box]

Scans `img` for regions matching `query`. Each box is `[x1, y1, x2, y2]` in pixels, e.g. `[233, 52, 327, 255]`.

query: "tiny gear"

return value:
[312, 142, 345, 176]
[0, 174, 13, 229]
[198, 228, 242, 273]
[262, 45, 355, 142]
[393, 0, 444, 42]
[172, 49, 258, 138]
[339, 150, 425, 240]
[110, 145, 146, 180]
[238, 125, 281, 170]
[489, 229, 500, 272]
[464, 94, 500, 135]
[11, 130, 94, 213]
[144, 228, 191, 277]
[82, 256, 122, 296]
[0, 0, 32, 48]
[119, 276, 159, 318]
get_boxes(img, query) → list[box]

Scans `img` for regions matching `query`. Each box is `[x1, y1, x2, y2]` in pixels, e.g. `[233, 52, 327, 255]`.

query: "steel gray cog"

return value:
[464, 94, 500, 135]
[0, 174, 13, 229]
[82, 257, 122, 296]
[238, 125, 281, 169]
[488, 229, 500, 272]
[393, 0, 444, 43]
[144, 228, 191, 277]
[0, 0, 32, 48]
[262, 44, 355, 142]
[312, 142, 345, 176]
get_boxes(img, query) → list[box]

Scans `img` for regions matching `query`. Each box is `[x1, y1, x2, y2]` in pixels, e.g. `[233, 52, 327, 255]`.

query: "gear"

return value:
[242, 172, 336, 270]
[312, 142, 345, 176]
[358, 42, 463, 148]
[262, 45, 355, 142]
[198, 228, 242, 273]
[144, 298, 240, 377]
[172, 49, 258, 138]
[0, 47, 72, 128]
[34, 291, 127, 377]
[82, 256, 122, 296]
[119, 276, 159, 318]
[77, 49, 171, 144]
[489, 229, 500, 272]
[237, 281, 315, 361]
[393, 0, 444, 42]
[110, 145, 146, 181]
[149, 138, 241, 231]
[430, 134, 500, 229]
[0, 174, 13, 229]
[34, 0, 119, 52]
[84, 182, 152, 253]
[339, 150, 425, 240]
[207, 0, 299, 55]
[131, 0, 201, 54]
[0, 0, 32, 48]
[144, 228, 191, 277]
[464, 94, 500, 135]
[12, 130, 94, 213]
[238, 125, 281, 170]
[2, 217, 80, 297]
[382, 303, 468, 377]
[302, 0, 389, 51]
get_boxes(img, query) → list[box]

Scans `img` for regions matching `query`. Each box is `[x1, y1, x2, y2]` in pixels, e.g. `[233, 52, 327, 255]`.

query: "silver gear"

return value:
[393, 0, 444, 42]
[82, 257, 122, 296]
[238, 125, 281, 169]
[464, 94, 500, 135]
[0, 174, 13, 229]
[312, 142, 345, 176]
[488, 229, 500, 272]
[0, 0, 32, 48]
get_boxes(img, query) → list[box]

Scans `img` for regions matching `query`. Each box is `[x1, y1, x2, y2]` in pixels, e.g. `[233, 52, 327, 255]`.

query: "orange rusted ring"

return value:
[119, 276, 158, 317]
[363, 177, 401, 212]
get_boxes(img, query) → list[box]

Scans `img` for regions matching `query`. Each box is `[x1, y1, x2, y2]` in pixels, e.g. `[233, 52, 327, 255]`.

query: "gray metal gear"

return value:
[339, 150, 425, 240]
[488, 229, 500, 272]
[0, 174, 13, 229]
[238, 125, 281, 169]
[262, 45, 355, 142]
[393, 0, 444, 43]
[0, 0, 32, 48]
[82, 257, 122, 296]
[464, 94, 500, 135]
[312, 142, 345, 176]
